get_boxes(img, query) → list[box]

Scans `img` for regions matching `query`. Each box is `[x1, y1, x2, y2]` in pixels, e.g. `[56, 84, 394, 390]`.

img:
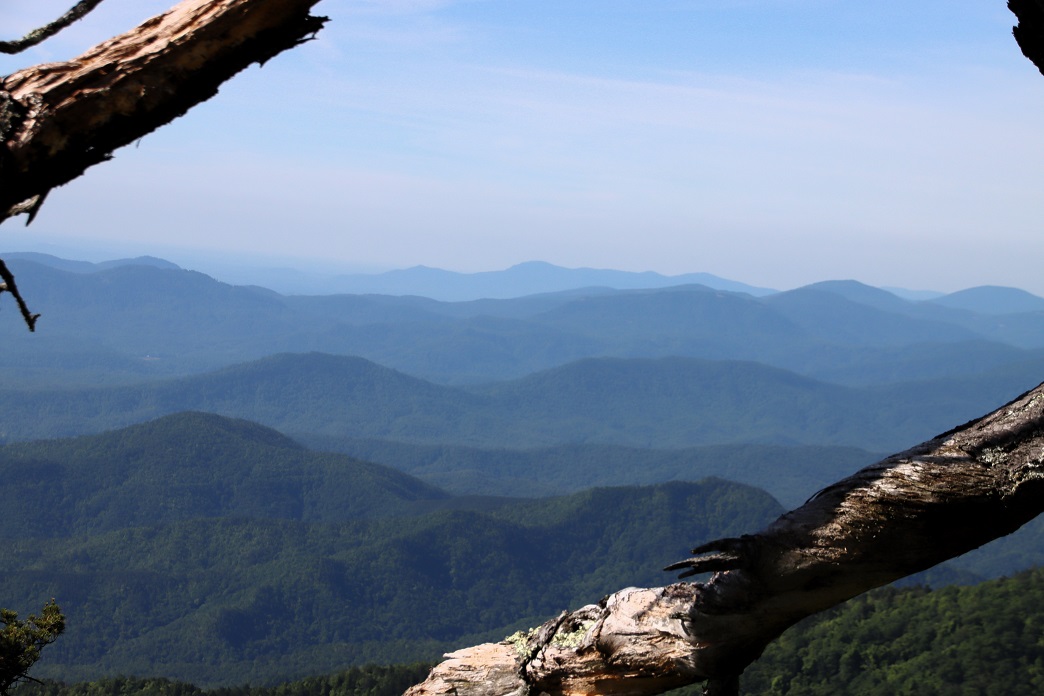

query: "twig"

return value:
[0, 1, 107, 55]
[0, 259, 40, 331]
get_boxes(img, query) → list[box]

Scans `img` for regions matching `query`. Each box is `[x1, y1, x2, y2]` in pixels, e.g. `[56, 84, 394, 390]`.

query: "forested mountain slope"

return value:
[5, 411, 1044, 687]
[740, 567, 1044, 694]
[17, 568, 1044, 695]
[296, 436, 882, 508]
[0, 412, 454, 538]
[0, 415, 782, 685]
[5, 411, 1041, 587]
[0, 352, 1033, 452]
[4, 257, 1044, 690]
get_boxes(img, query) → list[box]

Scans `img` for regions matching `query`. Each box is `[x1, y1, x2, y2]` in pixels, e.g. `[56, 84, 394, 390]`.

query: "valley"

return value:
[2, 256, 1044, 690]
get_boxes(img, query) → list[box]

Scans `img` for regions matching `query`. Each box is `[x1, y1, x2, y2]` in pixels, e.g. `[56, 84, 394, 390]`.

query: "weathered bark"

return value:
[0, 0, 328, 225]
[405, 381, 1044, 696]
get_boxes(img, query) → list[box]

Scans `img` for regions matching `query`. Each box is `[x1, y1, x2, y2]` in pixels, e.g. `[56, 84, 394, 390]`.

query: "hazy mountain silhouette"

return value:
[324, 260, 776, 300]
[929, 285, 1044, 315]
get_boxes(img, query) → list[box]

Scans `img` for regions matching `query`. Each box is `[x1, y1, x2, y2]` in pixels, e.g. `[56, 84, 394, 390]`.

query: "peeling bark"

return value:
[405, 382, 1044, 696]
[0, 0, 328, 224]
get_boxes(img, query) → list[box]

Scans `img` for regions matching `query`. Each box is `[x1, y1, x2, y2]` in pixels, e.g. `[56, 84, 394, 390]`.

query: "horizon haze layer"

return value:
[1, 3, 1042, 296]
[8, 249, 1044, 311]
[0, 243, 981, 302]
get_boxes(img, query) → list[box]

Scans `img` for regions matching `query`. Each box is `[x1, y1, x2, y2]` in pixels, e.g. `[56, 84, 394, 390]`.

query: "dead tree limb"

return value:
[405, 381, 1044, 696]
[0, 259, 40, 330]
[1011, 0, 1044, 76]
[0, 0, 328, 226]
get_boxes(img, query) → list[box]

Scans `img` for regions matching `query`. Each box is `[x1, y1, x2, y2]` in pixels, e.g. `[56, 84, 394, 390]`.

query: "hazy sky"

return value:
[2, 1, 1043, 293]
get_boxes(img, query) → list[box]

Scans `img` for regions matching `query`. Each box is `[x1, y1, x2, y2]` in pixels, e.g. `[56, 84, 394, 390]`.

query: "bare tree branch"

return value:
[0, 0, 328, 226]
[0, 0, 328, 331]
[406, 381, 1044, 696]
[1010, 0, 1044, 75]
[0, 259, 40, 331]
[0, 1, 108, 55]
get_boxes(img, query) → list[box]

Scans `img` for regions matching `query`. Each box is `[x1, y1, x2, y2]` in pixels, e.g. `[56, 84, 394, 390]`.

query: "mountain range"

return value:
[4, 253, 1044, 687]
[315, 260, 778, 301]
[4, 411, 1044, 687]
[0, 412, 782, 685]
[1, 255, 1043, 390]
[0, 351, 1035, 454]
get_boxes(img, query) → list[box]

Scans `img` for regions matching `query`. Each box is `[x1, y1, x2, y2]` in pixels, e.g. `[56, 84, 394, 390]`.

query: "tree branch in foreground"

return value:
[1011, 0, 1044, 76]
[0, 0, 328, 225]
[0, 259, 40, 331]
[405, 381, 1044, 696]
[0, 1, 108, 55]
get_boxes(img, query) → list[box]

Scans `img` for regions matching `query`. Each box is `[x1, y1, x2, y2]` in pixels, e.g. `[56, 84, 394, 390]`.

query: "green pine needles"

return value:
[0, 601, 65, 695]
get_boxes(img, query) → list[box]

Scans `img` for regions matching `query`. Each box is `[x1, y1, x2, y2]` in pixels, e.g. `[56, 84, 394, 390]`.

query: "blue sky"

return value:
[1, 1, 1043, 293]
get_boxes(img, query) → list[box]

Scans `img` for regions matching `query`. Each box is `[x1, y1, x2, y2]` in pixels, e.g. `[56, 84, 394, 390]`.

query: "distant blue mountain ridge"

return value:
[929, 285, 1044, 315]
[6, 252, 1044, 314]
[2, 251, 180, 274]
[324, 260, 777, 300]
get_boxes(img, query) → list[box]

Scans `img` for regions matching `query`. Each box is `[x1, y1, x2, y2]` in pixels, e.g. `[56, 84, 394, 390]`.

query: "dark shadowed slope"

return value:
[0, 353, 1035, 452]
[0, 411, 451, 537]
[292, 436, 882, 509]
[0, 476, 782, 686]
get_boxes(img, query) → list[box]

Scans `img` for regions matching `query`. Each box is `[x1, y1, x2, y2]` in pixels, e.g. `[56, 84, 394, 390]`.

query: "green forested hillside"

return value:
[19, 569, 1044, 696]
[297, 436, 882, 508]
[739, 567, 1044, 694]
[17, 664, 436, 696]
[3, 484, 779, 685]
[0, 413, 783, 686]
[0, 352, 1033, 452]
[0, 412, 454, 537]
[3, 410, 1037, 588]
